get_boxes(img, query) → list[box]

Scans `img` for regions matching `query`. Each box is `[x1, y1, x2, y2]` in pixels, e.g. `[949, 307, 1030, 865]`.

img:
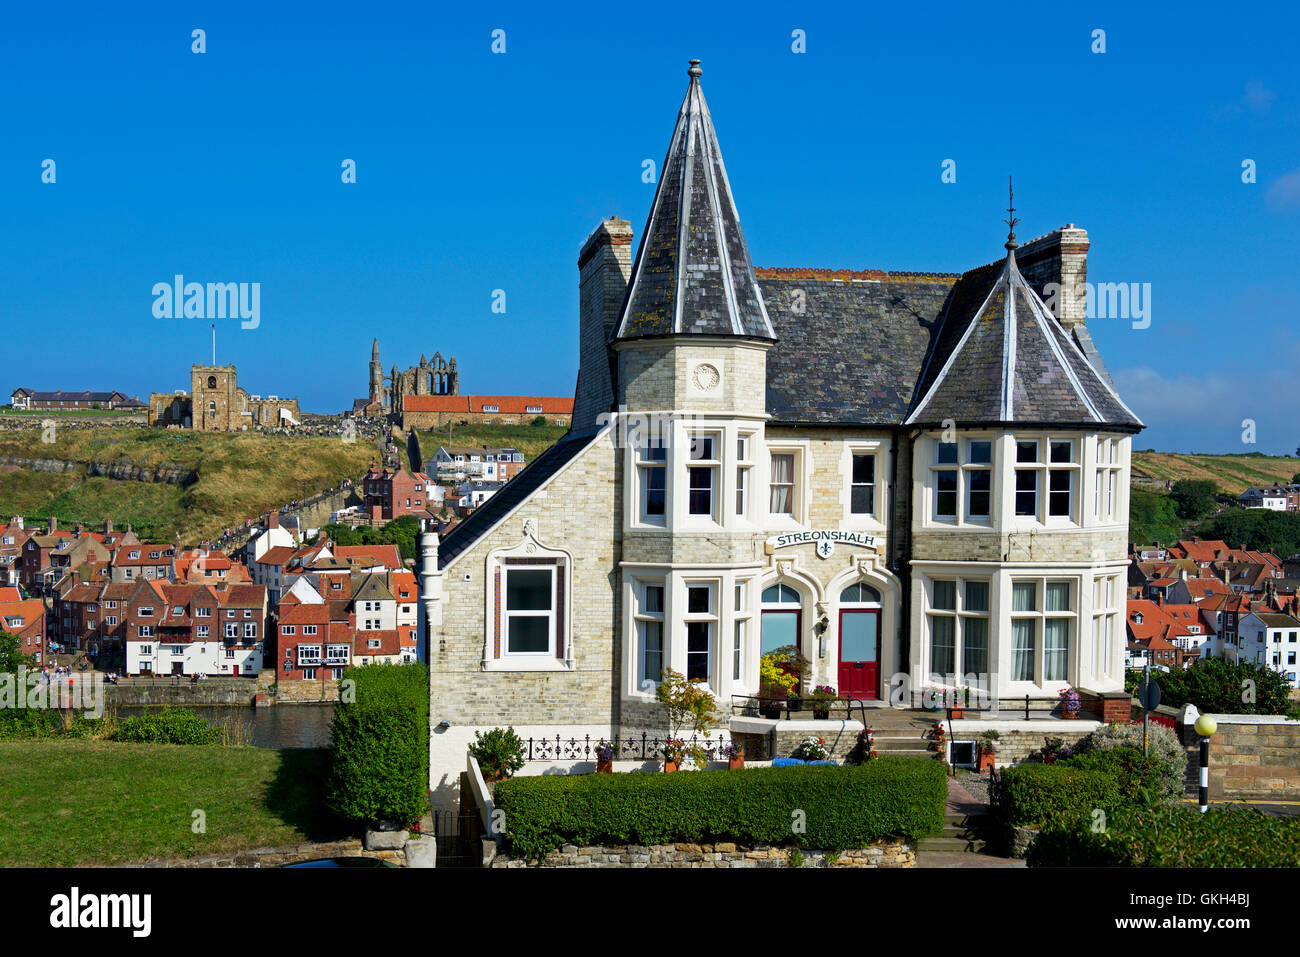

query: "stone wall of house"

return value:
[125, 838, 405, 868]
[1206, 717, 1300, 801]
[488, 838, 914, 868]
[911, 528, 1128, 564]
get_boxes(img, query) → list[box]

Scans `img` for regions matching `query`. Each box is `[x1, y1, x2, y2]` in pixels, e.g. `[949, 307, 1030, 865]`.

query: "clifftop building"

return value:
[149, 365, 301, 431]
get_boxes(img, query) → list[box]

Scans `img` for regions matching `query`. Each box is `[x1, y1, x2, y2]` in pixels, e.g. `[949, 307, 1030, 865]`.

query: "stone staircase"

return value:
[862, 708, 942, 759]
[914, 777, 996, 859]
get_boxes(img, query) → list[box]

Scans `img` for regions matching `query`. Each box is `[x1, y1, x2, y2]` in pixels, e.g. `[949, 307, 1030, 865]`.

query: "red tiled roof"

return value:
[257, 546, 296, 567]
[402, 394, 574, 415]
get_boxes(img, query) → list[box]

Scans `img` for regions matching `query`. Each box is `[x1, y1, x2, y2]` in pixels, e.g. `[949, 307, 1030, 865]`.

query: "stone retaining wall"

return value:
[489, 839, 913, 868]
[105, 678, 257, 707]
[1205, 717, 1300, 801]
[125, 839, 405, 868]
[275, 678, 344, 704]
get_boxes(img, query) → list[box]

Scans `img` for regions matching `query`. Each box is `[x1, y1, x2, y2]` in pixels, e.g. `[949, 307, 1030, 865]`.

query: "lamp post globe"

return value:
[1194, 714, 1217, 738]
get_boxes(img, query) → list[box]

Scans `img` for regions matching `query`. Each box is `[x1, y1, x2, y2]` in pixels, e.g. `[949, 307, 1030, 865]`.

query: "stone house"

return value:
[419, 61, 1142, 806]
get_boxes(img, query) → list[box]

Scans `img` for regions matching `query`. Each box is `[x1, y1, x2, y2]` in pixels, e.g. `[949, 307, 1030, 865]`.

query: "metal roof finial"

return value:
[688, 59, 702, 78]
[1003, 175, 1020, 251]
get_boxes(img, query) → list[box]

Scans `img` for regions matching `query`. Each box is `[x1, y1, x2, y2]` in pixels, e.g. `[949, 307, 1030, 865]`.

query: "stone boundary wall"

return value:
[949, 721, 1097, 765]
[123, 838, 405, 868]
[105, 679, 257, 707]
[489, 838, 914, 868]
[1202, 716, 1300, 801]
[274, 678, 343, 703]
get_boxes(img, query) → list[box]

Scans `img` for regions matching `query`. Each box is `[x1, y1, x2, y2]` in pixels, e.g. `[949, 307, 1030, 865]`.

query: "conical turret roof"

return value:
[907, 239, 1141, 429]
[612, 61, 775, 342]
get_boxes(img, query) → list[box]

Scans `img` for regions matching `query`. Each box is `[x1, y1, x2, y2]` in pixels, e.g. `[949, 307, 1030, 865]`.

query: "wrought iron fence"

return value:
[521, 732, 732, 762]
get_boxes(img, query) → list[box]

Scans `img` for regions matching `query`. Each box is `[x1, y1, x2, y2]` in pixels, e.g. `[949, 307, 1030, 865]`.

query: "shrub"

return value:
[1072, 722, 1186, 801]
[1061, 747, 1173, 804]
[112, 708, 219, 744]
[1028, 805, 1300, 867]
[326, 663, 429, 827]
[994, 764, 1123, 829]
[1151, 658, 1294, 717]
[468, 727, 526, 781]
[493, 757, 946, 860]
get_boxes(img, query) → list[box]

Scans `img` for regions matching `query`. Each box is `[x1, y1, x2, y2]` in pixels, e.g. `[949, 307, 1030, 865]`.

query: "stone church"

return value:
[149, 365, 301, 431]
[419, 61, 1142, 805]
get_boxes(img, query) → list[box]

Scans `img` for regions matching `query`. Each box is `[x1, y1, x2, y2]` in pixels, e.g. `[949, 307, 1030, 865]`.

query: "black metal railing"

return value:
[520, 732, 732, 762]
[730, 694, 875, 722]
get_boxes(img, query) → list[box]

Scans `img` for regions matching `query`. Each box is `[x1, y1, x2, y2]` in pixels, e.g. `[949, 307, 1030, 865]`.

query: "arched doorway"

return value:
[761, 582, 804, 694]
[839, 582, 881, 700]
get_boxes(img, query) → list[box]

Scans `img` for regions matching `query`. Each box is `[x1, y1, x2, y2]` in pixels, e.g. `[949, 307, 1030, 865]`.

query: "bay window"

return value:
[687, 434, 719, 519]
[1010, 578, 1075, 683]
[636, 582, 665, 684]
[1014, 437, 1079, 522]
[684, 583, 716, 683]
[637, 440, 666, 523]
[737, 435, 753, 519]
[927, 578, 990, 680]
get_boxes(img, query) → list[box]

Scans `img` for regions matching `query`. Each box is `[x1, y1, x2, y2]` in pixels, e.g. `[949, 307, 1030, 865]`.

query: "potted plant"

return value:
[923, 686, 946, 712]
[468, 726, 526, 782]
[792, 735, 830, 762]
[950, 686, 968, 720]
[655, 668, 720, 770]
[1040, 736, 1067, 765]
[758, 650, 799, 717]
[724, 740, 745, 770]
[662, 737, 686, 773]
[809, 684, 838, 720]
[595, 738, 615, 774]
[976, 730, 999, 773]
[1058, 687, 1081, 719]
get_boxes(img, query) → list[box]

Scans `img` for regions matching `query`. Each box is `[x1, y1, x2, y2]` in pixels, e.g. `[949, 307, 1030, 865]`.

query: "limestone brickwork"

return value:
[488, 838, 914, 868]
[1206, 717, 1300, 801]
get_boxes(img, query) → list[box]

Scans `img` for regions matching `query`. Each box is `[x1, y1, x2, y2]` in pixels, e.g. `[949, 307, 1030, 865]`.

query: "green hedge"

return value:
[1061, 747, 1175, 804]
[326, 663, 429, 827]
[493, 757, 946, 860]
[111, 708, 219, 744]
[995, 764, 1123, 828]
[1028, 805, 1300, 867]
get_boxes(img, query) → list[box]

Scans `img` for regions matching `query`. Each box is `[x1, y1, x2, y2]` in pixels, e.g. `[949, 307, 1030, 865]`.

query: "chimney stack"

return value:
[1014, 226, 1090, 333]
[104, 519, 113, 535]
[572, 217, 634, 433]
[48, 516, 57, 533]
[268, 511, 279, 529]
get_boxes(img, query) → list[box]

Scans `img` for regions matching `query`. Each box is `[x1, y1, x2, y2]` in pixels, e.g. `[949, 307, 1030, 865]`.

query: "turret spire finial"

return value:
[688, 59, 702, 78]
[1003, 175, 1020, 251]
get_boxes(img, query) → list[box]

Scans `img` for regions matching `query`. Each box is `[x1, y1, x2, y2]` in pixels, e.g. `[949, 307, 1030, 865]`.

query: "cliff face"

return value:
[0, 456, 198, 486]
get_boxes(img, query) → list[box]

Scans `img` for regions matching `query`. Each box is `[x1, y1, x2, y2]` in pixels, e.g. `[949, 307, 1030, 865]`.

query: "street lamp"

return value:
[1193, 714, 1217, 813]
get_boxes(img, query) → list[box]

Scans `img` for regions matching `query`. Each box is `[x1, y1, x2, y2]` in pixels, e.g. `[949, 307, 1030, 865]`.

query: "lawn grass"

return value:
[0, 740, 343, 866]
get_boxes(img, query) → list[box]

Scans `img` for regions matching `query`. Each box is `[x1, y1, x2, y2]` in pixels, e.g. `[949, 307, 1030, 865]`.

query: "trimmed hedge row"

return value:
[1028, 805, 1300, 867]
[326, 663, 429, 828]
[994, 764, 1123, 828]
[493, 757, 946, 861]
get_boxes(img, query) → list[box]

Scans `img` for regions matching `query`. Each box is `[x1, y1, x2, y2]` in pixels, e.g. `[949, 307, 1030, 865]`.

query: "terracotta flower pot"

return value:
[729, 755, 745, 770]
[950, 706, 965, 719]
[597, 758, 613, 774]
[1061, 710, 1079, 720]
[813, 709, 830, 721]
[663, 759, 679, 773]
[976, 750, 995, 773]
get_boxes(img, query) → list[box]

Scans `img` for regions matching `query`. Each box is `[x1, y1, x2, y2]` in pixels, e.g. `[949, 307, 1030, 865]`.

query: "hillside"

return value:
[0, 427, 376, 541]
[416, 423, 569, 465]
[1130, 452, 1298, 497]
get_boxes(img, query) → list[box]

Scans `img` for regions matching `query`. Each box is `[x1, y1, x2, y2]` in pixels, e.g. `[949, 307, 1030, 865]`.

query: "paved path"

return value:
[914, 776, 1025, 868]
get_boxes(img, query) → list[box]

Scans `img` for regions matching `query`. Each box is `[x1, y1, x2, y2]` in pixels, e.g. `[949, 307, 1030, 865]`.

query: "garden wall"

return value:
[487, 838, 914, 868]
[124, 838, 406, 868]
[948, 720, 1098, 765]
[1188, 712, 1300, 801]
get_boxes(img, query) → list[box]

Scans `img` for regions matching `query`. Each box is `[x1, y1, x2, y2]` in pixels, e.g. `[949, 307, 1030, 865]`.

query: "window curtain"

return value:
[1012, 619, 1035, 681]
[1045, 619, 1069, 681]
[769, 454, 793, 513]
[930, 616, 955, 676]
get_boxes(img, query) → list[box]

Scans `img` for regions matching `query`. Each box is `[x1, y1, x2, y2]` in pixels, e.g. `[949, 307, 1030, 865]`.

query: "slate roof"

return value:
[760, 271, 956, 425]
[437, 431, 597, 570]
[613, 62, 774, 342]
[906, 248, 1142, 429]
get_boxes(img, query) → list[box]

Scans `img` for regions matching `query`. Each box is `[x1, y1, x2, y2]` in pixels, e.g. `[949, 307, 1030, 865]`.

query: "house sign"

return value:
[765, 529, 878, 559]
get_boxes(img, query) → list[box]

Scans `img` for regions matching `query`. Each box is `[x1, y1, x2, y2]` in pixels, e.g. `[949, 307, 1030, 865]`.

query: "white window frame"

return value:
[685, 432, 721, 523]
[682, 580, 717, 687]
[634, 580, 666, 687]
[1010, 577, 1076, 685]
[636, 438, 667, 526]
[925, 577, 990, 682]
[1013, 436, 1080, 525]
[502, 564, 557, 658]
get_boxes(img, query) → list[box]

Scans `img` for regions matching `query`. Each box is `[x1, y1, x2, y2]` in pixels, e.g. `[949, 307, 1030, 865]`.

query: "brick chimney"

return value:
[572, 217, 633, 433]
[48, 516, 57, 533]
[104, 519, 113, 535]
[268, 511, 279, 529]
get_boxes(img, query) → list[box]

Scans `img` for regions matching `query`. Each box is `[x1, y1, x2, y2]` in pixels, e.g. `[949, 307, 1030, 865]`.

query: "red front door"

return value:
[838, 609, 880, 700]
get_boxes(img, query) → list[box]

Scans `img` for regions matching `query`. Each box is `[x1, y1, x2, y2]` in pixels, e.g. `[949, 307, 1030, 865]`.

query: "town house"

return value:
[418, 62, 1142, 806]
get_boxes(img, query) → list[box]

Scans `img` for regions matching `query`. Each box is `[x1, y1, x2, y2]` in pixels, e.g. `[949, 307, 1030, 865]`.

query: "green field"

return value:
[1131, 452, 1299, 497]
[0, 741, 339, 866]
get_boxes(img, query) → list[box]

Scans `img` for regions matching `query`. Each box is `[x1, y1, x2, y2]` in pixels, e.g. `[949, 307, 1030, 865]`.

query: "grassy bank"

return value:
[0, 740, 341, 866]
[1131, 452, 1298, 496]
[419, 423, 568, 462]
[0, 427, 376, 540]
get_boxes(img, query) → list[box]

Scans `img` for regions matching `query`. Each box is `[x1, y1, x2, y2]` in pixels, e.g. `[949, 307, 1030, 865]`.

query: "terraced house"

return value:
[419, 62, 1143, 804]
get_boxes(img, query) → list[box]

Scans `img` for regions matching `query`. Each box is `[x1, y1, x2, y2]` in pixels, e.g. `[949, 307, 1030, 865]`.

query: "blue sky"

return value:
[2, 1, 1297, 453]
